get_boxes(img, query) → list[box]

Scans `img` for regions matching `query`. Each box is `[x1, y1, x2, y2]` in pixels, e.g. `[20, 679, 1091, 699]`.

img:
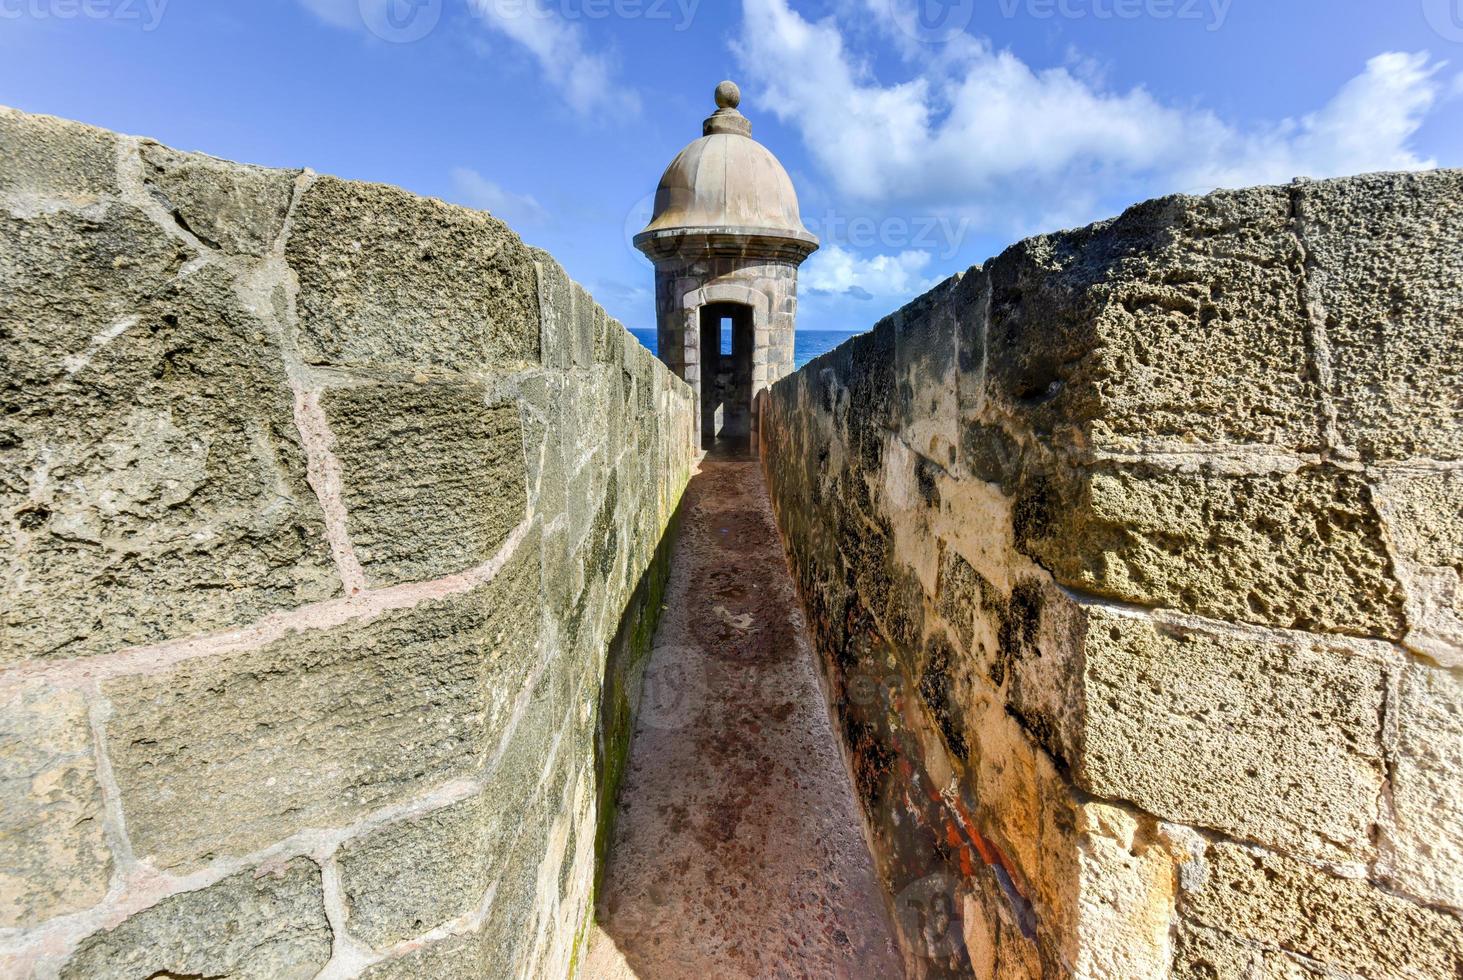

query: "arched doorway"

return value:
[697, 302, 755, 448]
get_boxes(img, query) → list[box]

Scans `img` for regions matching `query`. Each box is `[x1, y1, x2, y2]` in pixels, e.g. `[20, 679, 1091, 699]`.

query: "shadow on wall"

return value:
[591, 496, 685, 900]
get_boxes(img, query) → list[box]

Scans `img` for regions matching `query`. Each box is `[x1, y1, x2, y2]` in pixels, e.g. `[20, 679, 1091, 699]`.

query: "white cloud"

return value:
[1172, 50, 1444, 193]
[802, 245, 933, 299]
[450, 167, 549, 226]
[467, 0, 637, 114]
[296, 0, 634, 113]
[736, 0, 1445, 235]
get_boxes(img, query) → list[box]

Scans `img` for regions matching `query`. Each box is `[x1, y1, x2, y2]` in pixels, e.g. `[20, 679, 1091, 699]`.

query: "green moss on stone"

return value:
[593, 499, 682, 892]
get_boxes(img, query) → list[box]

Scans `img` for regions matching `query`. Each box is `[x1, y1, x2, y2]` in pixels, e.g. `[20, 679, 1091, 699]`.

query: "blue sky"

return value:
[3, 0, 1461, 332]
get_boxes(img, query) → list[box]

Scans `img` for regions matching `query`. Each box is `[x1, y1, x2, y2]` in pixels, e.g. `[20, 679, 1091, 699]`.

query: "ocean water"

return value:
[627, 329, 864, 371]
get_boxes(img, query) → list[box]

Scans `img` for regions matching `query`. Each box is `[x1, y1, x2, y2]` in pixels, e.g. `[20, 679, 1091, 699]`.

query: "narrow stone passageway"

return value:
[584, 451, 902, 979]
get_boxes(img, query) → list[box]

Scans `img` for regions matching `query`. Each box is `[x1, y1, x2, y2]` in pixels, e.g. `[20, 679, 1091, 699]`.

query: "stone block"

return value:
[1372, 468, 1463, 664]
[288, 175, 539, 371]
[138, 141, 298, 257]
[960, 884, 1043, 980]
[0, 682, 111, 928]
[476, 786, 562, 977]
[600, 316, 626, 367]
[1068, 802, 1180, 979]
[60, 859, 332, 980]
[1022, 464, 1406, 639]
[1183, 842, 1463, 978]
[360, 931, 488, 979]
[1374, 468, 1463, 579]
[565, 375, 610, 464]
[1379, 663, 1463, 910]
[533, 250, 573, 371]
[983, 186, 1322, 452]
[565, 454, 604, 554]
[992, 574, 1088, 770]
[339, 795, 492, 950]
[322, 379, 527, 587]
[1295, 171, 1463, 460]
[513, 372, 552, 516]
[895, 279, 963, 469]
[1078, 607, 1389, 862]
[493, 660, 569, 819]
[338, 663, 563, 949]
[0, 215, 338, 665]
[1171, 924, 1256, 979]
[570, 283, 599, 369]
[602, 371, 625, 459]
[845, 320, 898, 438]
[1171, 923, 1326, 979]
[103, 544, 541, 870]
[0, 106, 119, 200]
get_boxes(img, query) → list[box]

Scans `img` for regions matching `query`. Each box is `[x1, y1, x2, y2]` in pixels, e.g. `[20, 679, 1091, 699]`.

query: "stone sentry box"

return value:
[635, 81, 818, 450]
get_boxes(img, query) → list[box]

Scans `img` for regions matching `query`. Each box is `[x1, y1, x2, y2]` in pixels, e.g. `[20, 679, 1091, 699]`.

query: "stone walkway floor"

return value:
[584, 451, 902, 979]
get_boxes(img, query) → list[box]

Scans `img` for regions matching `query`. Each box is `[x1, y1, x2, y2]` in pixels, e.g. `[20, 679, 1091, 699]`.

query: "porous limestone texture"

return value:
[760, 170, 1463, 977]
[60, 859, 333, 980]
[0, 105, 695, 978]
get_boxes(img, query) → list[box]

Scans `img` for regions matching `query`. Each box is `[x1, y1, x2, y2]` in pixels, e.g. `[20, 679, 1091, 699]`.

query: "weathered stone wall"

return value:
[0, 106, 696, 978]
[761, 171, 1463, 977]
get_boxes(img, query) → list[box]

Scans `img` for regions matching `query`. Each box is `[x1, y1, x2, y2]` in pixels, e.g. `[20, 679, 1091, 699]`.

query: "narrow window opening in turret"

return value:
[698, 302, 755, 448]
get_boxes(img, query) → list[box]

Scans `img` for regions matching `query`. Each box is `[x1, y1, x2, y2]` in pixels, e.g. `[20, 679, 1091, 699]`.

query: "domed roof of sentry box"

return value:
[634, 81, 819, 262]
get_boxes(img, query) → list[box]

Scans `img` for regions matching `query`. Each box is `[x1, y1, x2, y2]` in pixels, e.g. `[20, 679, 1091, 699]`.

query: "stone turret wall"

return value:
[652, 255, 800, 446]
[0, 106, 696, 978]
[760, 171, 1463, 977]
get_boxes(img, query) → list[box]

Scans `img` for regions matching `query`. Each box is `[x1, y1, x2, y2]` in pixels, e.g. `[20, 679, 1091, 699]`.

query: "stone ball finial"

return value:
[715, 81, 741, 110]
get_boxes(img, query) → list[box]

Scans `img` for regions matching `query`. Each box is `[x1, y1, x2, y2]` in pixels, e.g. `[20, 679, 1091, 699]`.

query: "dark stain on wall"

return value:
[1012, 475, 1056, 554]
[919, 635, 969, 761]
[994, 579, 1044, 687]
